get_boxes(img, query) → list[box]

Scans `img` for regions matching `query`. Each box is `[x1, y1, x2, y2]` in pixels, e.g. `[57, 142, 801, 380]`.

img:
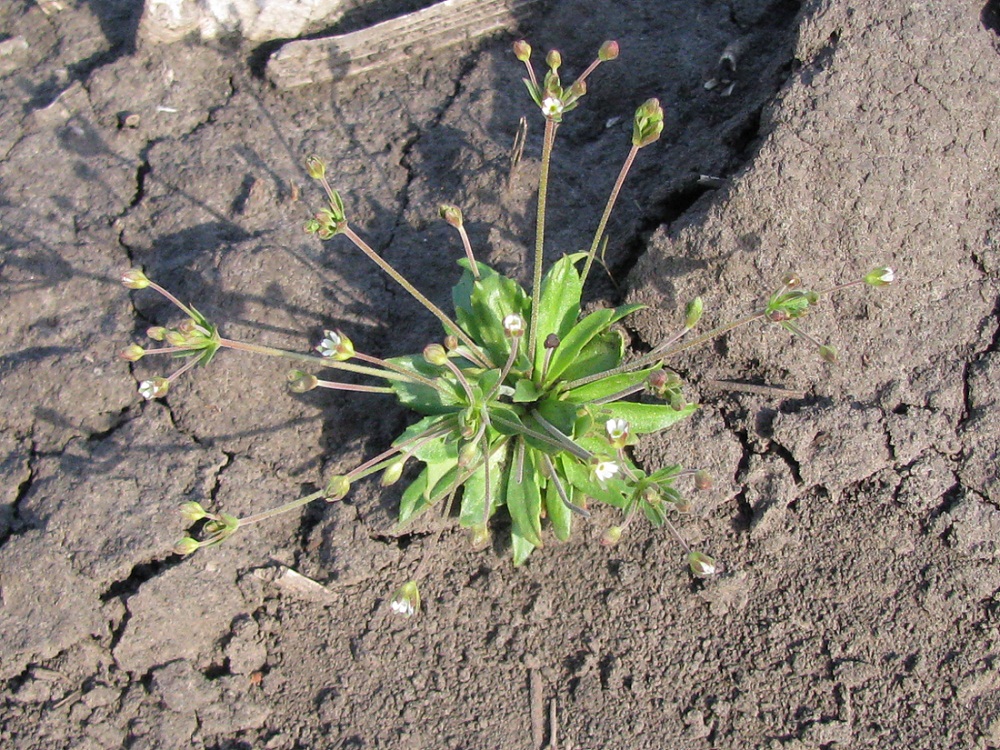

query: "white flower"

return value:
[389, 581, 420, 618]
[605, 418, 629, 442]
[503, 313, 525, 337]
[390, 598, 416, 617]
[593, 460, 619, 482]
[541, 96, 564, 119]
[316, 330, 342, 357]
[879, 267, 895, 283]
[138, 378, 168, 400]
[863, 266, 895, 287]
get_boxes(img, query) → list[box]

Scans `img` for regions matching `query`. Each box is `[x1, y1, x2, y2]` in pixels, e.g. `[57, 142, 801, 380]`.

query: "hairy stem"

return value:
[527, 118, 558, 366]
[580, 144, 639, 286]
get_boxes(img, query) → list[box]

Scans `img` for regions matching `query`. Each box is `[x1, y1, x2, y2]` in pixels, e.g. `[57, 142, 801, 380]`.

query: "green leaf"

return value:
[557, 330, 624, 384]
[513, 378, 543, 403]
[412, 437, 459, 500]
[453, 260, 529, 367]
[562, 366, 660, 403]
[599, 402, 698, 435]
[543, 469, 572, 542]
[532, 254, 585, 373]
[393, 415, 453, 446]
[505, 447, 543, 547]
[511, 531, 536, 566]
[459, 440, 509, 527]
[542, 307, 615, 387]
[387, 354, 463, 415]
[398, 469, 431, 527]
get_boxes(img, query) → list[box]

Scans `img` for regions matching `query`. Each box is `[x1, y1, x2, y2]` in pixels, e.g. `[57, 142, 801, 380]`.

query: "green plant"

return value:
[120, 41, 894, 615]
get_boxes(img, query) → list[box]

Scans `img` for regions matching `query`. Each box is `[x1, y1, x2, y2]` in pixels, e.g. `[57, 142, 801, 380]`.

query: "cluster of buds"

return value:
[646, 369, 686, 411]
[514, 39, 619, 123]
[119, 269, 221, 401]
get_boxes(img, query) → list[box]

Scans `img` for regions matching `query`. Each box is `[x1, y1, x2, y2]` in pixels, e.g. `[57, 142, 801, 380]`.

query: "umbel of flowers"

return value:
[120, 41, 894, 616]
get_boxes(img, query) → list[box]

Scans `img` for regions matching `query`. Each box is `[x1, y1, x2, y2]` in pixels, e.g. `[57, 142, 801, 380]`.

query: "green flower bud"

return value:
[173, 537, 201, 555]
[439, 203, 463, 227]
[444, 335, 459, 351]
[287, 370, 318, 393]
[381, 459, 405, 487]
[305, 155, 326, 180]
[513, 39, 531, 62]
[389, 580, 421, 617]
[470, 524, 491, 550]
[863, 266, 895, 286]
[632, 98, 664, 147]
[600, 526, 623, 546]
[598, 40, 619, 61]
[684, 297, 703, 329]
[819, 344, 838, 363]
[423, 343, 449, 366]
[458, 441, 479, 468]
[179, 501, 208, 522]
[146, 326, 167, 341]
[120, 344, 145, 361]
[121, 269, 150, 289]
[687, 550, 718, 578]
[545, 49, 562, 71]
[694, 469, 713, 491]
[325, 475, 351, 502]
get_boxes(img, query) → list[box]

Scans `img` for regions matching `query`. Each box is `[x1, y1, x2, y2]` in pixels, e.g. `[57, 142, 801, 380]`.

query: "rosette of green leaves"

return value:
[387, 255, 696, 564]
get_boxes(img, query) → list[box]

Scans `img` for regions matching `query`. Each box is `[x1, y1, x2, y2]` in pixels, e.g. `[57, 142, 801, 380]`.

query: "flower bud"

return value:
[694, 469, 713, 491]
[439, 203, 463, 228]
[287, 370, 318, 393]
[544, 333, 560, 349]
[503, 313, 525, 338]
[600, 526, 622, 546]
[632, 98, 664, 147]
[598, 40, 619, 61]
[782, 272, 801, 288]
[864, 266, 895, 286]
[458, 441, 479, 467]
[138, 377, 169, 400]
[444, 335, 459, 351]
[305, 155, 326, 180]
[146, 326, 167, 341]
[687, 550, 718, 578]
[423, 343, 449, 366]
[179, 501, 208, 522]
[325, 475, 351, 502]
[120, 344, 146, 361]
[513, 39, 531, 62]
[389, 580, 421, 617]
[121, 269, 150, 289]
[819, 345, 838, 363]
[381, 459, 405, 487]
[173, 537, 201, 555]
[684, 297, 703, 329]
[545, 49, 561, 71]
[566, 80, 586, 101]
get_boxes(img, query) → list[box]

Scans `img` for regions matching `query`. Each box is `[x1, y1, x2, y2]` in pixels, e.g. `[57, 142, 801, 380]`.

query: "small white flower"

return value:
[863, 266, 895, 287]
[605, 418, 629, 442]
[593, 460, 619, 482]
[316, 330, 342, 358]
[541, 96, 564, 119]
[503, 313, 525, 337]
[879, 267, 895, 283]
[390, 598, 416, 617]
[138, 378, 168, 400]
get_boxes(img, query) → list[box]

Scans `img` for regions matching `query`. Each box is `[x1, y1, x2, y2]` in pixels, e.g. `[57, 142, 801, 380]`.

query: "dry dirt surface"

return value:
[2, 0, 1000, 747]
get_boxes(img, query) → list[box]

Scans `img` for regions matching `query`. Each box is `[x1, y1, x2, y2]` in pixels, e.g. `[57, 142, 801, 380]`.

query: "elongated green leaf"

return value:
[387, 354, 464, 415]
[505, 448, 543, 547]
[459, 441, 509, 527]
[542, 307, 615, 387]
[557, 330, 624, 384]
[543, 470, 572, 541]
[562, 366, 660, 403]
[533, 253, 585, 373]
[599, 402, 697, 435]
[413, 437, 459, 500]
[392, 415, 453, 446]
[513, 378, 543, 403]
[398, 469, 431, 527]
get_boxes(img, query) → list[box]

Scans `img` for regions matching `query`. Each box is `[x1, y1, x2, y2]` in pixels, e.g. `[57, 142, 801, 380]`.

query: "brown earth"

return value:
[2, 0, 999, 748]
